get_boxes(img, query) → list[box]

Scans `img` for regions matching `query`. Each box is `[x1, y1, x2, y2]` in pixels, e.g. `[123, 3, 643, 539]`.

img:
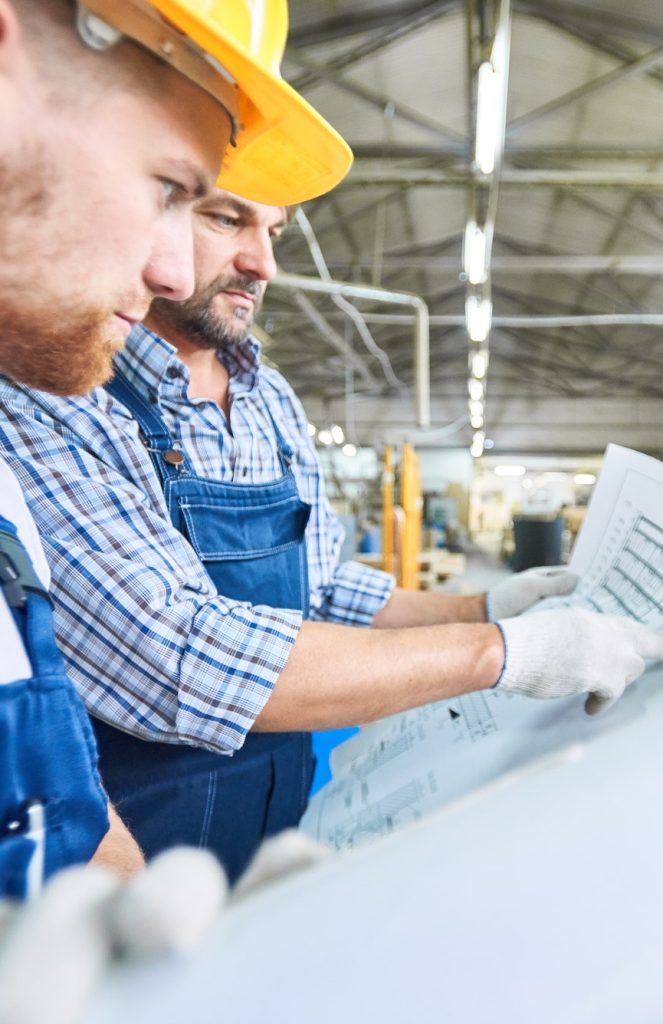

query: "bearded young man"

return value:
[0, 0, 351, 898]
[2, 189, 663, 885]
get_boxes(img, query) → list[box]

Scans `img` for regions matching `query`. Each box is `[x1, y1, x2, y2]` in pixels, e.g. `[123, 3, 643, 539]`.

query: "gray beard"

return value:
[150, 278, 261, 352]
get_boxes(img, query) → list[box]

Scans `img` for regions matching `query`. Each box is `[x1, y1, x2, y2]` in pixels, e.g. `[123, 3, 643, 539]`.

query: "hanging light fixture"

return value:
[463, 221, 488, 284]
[469, 348, 489, 379]
[465, 295, 492, 342]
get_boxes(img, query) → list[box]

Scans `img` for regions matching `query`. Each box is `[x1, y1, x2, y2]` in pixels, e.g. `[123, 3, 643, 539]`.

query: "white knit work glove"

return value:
[233, 829, 332, 900]
[486, 565, 579, 621]
[0, 849, 226, 1024]
[0, 834, 331, 1024]
[497, 607, 663, 714]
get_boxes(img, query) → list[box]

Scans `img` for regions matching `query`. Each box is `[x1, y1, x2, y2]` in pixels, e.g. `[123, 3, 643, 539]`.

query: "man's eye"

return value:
[206, 213, 238, 228]
[160, 179, 185, 208]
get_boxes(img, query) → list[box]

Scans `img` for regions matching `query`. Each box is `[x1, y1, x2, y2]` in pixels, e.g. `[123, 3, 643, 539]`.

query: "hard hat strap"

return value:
[76, 0, 240, 144]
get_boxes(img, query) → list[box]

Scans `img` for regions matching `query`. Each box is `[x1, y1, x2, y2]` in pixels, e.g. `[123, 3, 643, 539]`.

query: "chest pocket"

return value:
[179, 493, 311, 562]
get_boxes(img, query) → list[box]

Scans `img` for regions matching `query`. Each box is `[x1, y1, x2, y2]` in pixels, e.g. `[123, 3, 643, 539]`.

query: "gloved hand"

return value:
[496, 607, 663, 714]
[0, 834, 332, 1024]
[233, 830, 332, 899]
[486, 565, 579, 620]
[0, 849, 227, 1024]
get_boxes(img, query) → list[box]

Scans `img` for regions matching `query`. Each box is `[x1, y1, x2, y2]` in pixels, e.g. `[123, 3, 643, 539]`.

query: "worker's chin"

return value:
[2, 336, 118, 396]
[58, 339, 119, 395]
[203, 313, 252, 350]
[229, 310, 254, 339]
[230, 303, 251, 319]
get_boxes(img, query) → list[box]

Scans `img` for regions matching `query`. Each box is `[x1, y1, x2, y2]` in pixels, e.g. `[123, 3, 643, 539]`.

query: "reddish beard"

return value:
[0, 303, 122, 395]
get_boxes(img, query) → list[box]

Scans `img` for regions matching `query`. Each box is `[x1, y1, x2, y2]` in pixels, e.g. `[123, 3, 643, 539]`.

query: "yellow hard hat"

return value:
[76, 0, 353, 205]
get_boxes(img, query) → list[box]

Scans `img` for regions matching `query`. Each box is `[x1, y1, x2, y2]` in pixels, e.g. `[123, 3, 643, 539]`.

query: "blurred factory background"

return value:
[258, 0, 663, 579]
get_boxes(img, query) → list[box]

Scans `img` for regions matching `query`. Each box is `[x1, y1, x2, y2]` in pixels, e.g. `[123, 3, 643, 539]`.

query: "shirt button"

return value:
[166, 366, 180, 380]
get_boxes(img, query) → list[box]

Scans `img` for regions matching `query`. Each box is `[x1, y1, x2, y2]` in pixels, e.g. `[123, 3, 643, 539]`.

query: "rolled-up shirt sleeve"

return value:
[0, 394, 301, 754]
[310, 559, 395, 625]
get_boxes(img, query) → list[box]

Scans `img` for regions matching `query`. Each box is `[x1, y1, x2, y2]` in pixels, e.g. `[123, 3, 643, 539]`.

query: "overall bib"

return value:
[0, 517, 108, 899]
[93, 373, 317, 883]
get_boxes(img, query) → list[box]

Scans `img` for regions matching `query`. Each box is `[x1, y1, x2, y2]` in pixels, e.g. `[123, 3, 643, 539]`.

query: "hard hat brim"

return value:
[151, 0, 353, 206]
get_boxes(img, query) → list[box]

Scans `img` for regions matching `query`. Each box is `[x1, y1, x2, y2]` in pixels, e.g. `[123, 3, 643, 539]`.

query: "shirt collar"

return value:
[113, 325, 263, 402]
[220, 334, 261, 395]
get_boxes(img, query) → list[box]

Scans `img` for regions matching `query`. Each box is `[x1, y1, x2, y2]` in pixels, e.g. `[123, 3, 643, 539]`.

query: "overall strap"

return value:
[105, 372, 188, 486]
[0, 517, 50, 611]
[262, 403, 295, 475]
[0, 515, 65, 676]
[108, 368, 295, 480]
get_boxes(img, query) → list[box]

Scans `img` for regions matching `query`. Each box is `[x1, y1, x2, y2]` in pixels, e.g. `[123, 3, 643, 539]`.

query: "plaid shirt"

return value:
[0, 327, 394, 753]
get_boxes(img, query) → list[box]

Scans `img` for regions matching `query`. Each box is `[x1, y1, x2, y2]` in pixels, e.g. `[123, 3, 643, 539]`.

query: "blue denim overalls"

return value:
[92, 373, 319, 883]
[0, 516, 108, 899]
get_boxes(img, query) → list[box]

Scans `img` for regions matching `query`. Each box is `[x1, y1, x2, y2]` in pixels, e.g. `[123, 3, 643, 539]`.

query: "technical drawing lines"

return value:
[588, 513, 663, 622]
[350, 734, 412, 781]
[327, 779, 422, 850]
[456, 689, 499, 742]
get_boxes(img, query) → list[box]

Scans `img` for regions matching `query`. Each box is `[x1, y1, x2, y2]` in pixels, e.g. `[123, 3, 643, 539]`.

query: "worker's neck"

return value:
[146, 316, 230, 415]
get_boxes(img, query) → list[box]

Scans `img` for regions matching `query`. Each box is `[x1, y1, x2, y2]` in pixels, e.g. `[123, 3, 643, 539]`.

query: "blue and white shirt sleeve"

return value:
[0, 390, 301, 755]
[266, 372, 396, 625]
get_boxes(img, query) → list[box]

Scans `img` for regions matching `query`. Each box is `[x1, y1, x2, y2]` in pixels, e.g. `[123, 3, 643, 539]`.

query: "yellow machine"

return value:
[381, 444, 422, 590]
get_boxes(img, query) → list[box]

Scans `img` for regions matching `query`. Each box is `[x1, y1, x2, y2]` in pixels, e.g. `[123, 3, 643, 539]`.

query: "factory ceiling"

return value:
[260, 0, 663, 457]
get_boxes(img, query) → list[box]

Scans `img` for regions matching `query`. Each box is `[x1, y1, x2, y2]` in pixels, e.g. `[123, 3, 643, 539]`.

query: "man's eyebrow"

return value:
[210, 196, 256, 219]
[203, 194, 287, 230]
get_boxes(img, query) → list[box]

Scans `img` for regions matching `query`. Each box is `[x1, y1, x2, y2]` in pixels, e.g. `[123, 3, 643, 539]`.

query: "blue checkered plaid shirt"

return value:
[0, 326, 394, 753]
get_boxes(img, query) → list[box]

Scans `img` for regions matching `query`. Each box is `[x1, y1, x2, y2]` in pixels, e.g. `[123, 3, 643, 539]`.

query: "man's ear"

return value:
[0, 1, 25, 77]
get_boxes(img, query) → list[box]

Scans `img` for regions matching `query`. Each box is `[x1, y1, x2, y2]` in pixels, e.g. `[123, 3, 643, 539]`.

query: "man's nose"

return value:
[143, 212, 196, 301]
[235, 230, 277, 283]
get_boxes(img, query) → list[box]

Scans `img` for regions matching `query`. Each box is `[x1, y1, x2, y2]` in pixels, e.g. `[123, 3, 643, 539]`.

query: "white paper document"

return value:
[301, 444, 663, 849]
[539, 443, 663, 624]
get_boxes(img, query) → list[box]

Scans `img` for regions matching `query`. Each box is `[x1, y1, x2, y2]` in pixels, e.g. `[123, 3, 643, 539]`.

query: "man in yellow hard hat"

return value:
[0, 0, 351, 897]
[2, 0, 351, 395]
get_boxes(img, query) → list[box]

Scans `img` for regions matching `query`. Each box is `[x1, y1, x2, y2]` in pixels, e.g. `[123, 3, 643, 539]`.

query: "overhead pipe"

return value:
[267, 255, 663, 275]
[343, 169, 663, 189]
[272, 271, 431, 427]
[293, 208, 404, 392]
[284, 312, 663, 329]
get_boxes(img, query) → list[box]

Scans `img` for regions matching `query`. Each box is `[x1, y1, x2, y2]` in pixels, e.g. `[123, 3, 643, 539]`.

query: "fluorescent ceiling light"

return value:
[468, 378, 485, 401]
[468, 399, 484, 417]
[330, 424, 345, 445]
[494, 464, 526, 477]
[475, 61, 501, 175]
[317, 429, 333, 446]
[465, 295, 492, 342]
[470, 413, 484, 429]
[463, 221, 487, 284]
[342, 443, 357, 457]
[574, 473, 596, 486]
[470, 349, 489, 379]
[307, 422, 317, 437]
[471, 429, 485, 458]
[471, 439, 484, 459]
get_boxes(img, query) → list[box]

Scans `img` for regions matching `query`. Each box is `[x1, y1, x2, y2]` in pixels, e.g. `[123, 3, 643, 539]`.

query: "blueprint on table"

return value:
[300, 444, 663, 849]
